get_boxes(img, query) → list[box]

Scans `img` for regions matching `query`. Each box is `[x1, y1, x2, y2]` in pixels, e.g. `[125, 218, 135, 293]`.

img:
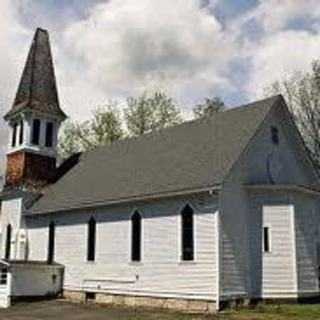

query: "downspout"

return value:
[216, 209, 221, 311]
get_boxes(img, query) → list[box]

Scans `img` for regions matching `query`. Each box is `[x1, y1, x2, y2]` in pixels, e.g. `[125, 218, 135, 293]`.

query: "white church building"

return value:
[0, 28, 319, 312]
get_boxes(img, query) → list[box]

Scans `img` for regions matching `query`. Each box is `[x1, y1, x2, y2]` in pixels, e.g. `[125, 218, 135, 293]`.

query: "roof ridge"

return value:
[78, 95, 282, 159]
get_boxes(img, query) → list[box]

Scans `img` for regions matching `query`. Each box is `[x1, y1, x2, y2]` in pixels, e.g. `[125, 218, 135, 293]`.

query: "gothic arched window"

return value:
[181, 205, 194, 261]
[87, 217, 96, 262]
[48, 222, 55, 264]
[131, 211, 142, 262]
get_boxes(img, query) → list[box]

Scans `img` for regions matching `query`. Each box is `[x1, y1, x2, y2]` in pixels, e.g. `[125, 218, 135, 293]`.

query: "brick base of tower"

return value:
[5, 151, 56, 189]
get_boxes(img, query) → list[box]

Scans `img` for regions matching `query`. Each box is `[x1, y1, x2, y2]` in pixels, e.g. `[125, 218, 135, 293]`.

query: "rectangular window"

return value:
[263, 226, 271, 253]
[19, 120, 24, 145]
[45, 122, 54, 147]
[11, 123, 17, 147]
[32, 119, 41, 145]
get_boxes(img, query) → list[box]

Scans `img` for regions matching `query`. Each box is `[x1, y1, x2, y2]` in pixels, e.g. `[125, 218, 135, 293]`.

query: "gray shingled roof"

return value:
[30, 95, 281, 214]
[4, 28, 66, 120]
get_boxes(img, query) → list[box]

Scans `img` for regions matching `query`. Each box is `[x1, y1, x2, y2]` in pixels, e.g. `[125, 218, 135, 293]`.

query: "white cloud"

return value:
[58, 0, 235, 120]
[246, 30, 320, 98]
[0, 0, 30, 172]
[240, 0, 320, 98]
[2, 0, 320, 175]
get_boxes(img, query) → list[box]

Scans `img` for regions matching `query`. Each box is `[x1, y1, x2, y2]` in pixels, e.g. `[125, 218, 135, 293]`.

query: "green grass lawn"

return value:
[2, 301, 320, 320]
[218, 304, 320, 320]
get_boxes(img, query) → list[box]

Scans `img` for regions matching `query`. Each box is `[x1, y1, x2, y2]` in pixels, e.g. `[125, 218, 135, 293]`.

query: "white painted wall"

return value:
[27, 195, 218, 300]
[11, 264, 63, 297]
[0, 198, 23, 260]
[221, 103, 320, 300]
[261, 204, 296, 297]
[294, 193, 319, 294]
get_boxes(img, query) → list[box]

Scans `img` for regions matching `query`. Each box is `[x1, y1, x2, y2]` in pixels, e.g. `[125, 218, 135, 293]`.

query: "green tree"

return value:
[124, 91, 182, 136]
[193, 97, 225, 119]
[264, 60, 320, 167]
[58, 103, 124, 159]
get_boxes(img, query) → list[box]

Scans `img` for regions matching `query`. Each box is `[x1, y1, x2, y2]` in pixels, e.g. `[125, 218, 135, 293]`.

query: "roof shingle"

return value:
[30, 95, 281, 214]
[4, 28, 66, 120]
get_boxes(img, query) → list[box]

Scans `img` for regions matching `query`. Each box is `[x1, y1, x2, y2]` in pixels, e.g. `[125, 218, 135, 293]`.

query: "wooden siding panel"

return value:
[294, 194, 319, 293]
[260, 204, 295, 295]
[27, 196, 218, 300]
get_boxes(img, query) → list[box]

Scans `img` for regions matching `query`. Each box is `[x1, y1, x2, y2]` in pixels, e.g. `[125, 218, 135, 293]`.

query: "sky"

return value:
[1, 0, 320, 172]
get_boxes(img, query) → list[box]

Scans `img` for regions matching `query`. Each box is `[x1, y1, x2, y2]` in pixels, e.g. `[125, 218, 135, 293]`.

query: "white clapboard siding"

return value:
[0, 198, 23, 260]
[294, 194, 319, 293]
[219, 183, 248, 297]
[262, 205, 295, 295]
[27, 195, 218, 300]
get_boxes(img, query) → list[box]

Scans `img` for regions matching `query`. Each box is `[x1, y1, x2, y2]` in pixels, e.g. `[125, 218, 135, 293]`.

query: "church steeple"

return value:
[4, 28, 67, 190]
[4, 28, 66, 120]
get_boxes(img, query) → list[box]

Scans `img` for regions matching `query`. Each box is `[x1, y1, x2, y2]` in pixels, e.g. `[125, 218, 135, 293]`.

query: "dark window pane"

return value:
[48, 222, 55, 263]
[5, 224, 11, 260]
[264, 227, 270, 252]
[0, 268, 8, 285]
[11, 123, 17, 147]
[87, 218, 96, 262]
[271, 126, 279, 145]
[19, 120, 24, 145]
[131, 212, 141, 262]
[32, 119, 41, 145]
[45, 122, 54, 147]
[182, 205, 194, 261]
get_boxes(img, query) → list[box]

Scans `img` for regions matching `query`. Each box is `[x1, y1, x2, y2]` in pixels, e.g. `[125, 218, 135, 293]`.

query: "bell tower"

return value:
[4, 28, 67, 190]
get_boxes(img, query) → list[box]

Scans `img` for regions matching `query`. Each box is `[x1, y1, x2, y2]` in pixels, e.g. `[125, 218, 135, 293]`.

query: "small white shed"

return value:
[0, 260, 64, 308]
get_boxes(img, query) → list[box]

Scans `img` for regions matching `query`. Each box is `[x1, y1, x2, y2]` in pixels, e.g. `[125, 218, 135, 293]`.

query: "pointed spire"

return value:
[4, 28, 67, 120]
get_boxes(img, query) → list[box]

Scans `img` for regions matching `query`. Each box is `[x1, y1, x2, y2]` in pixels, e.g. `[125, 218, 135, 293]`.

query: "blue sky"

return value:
[0, 0, 320, 170]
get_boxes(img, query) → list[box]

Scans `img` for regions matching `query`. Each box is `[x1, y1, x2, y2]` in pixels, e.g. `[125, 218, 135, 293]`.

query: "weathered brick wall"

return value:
[5, 151, 56, 189]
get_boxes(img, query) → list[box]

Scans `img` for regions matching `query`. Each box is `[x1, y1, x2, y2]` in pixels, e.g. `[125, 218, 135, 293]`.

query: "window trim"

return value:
[263, 225, 272, 253]
[87, 217, 96, 262]
[180, 204, 196, 262]
[130, 210, 143, 263]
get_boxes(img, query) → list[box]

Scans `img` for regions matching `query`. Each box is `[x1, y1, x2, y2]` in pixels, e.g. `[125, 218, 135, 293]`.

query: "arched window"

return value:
[87, 217, 96, 262]
[131, 211, 142, 262]
[48, 222, 55, 264]
[45, 122, 54, 147]
[31, 119, 41, 145]
[19, 120, 24, 145]
[11, 123, 18, 147]
[181, 205, 194, 261]
[5, 224, 12, 260]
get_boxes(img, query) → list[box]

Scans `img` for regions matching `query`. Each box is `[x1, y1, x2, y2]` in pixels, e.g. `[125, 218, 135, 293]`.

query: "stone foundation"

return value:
[63, 290, 216, 314]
